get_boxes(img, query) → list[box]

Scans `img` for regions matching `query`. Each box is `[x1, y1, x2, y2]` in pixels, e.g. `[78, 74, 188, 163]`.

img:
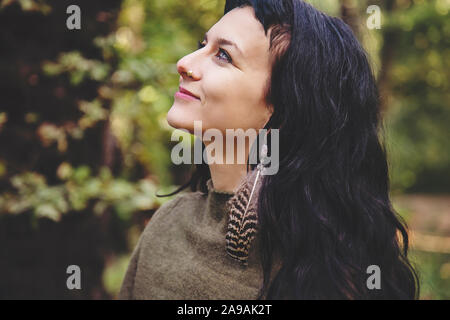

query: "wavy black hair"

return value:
[160, 0, 420, 299]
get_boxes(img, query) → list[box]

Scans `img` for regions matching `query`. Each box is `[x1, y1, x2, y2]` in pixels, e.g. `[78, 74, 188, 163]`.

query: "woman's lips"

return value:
[175, 86, 200, 101]
[174, 91, 200, 101]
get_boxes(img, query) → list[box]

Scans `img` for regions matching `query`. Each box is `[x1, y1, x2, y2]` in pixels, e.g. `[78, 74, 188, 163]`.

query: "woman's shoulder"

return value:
[137, 190, 206, 243]
[148, 189, 206, 221]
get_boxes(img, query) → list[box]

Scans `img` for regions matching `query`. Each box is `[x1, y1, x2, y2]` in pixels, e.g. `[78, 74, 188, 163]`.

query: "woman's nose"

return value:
[177, 53, 199, 80]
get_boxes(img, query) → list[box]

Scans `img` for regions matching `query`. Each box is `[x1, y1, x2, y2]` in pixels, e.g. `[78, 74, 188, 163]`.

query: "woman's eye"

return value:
[197, 40, 232, 64]
[197, 40, 205, 50]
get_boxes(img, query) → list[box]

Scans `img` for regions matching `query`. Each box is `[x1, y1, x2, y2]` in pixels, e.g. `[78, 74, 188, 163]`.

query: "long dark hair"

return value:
[160, 0, 420, 299]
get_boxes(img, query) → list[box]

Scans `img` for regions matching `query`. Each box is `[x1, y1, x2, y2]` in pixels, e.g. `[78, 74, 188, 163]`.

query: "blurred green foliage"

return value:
[381, 0, 450, 193]
[410, 250, 450, 299]
[0, 0, 448, 299]
[0, 165, 165, 221]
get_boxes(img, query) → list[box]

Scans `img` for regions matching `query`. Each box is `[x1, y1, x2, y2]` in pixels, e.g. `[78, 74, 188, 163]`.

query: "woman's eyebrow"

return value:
[204, 32, 244, 58]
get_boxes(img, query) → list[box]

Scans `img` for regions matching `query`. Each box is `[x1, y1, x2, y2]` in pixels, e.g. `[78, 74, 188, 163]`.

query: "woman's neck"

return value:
[208, 162, 248, 193]
[203, 133, 257, 193]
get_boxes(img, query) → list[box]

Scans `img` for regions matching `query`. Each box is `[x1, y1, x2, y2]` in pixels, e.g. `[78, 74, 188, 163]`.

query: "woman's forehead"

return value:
[210, 7, 272, 65]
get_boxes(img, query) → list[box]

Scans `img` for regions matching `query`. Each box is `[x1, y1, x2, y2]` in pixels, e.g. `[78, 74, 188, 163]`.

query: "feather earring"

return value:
[225, 138, 269, 265]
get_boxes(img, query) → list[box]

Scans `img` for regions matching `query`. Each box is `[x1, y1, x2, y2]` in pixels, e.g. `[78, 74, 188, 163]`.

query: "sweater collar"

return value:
[206, 178, 235, 196]
[205, 178, 234, 221]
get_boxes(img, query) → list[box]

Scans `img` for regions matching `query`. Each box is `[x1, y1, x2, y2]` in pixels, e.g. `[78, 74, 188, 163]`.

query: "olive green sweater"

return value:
[118, 178, 264, 300]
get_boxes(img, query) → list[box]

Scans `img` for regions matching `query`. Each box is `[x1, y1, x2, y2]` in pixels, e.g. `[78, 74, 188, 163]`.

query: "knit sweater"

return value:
[118, 178, 265, 300]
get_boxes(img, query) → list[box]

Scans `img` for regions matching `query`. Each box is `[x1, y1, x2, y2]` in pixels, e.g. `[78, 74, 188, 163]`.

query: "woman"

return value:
[119, 0, 420, 299]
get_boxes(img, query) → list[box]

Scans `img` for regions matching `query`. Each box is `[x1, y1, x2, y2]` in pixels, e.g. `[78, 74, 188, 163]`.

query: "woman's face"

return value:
[167, 6, 273, 136]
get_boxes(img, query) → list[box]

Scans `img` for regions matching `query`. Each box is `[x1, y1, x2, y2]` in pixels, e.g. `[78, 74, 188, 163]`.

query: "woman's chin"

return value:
[166, 108, 195, 132]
